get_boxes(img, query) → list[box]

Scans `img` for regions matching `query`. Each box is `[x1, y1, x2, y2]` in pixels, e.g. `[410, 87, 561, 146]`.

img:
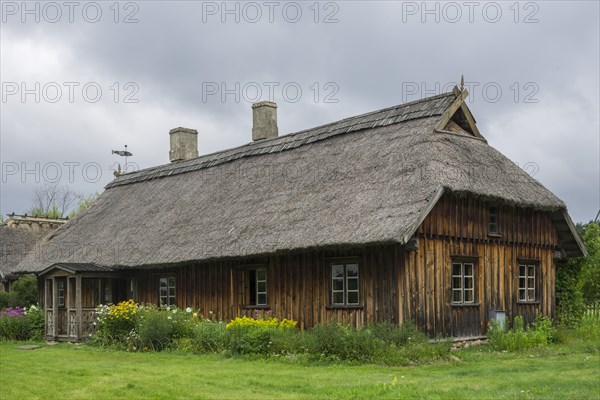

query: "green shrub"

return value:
[0, 305, 43, 341]
[577, 312, 600, 343]
[301, 321, 448, 364]
[192, 321, 229, 353]
[0, 291, 12, 309]
[226, 315, 298, 356]
[25, 305, 44, 341]
[366, 321, 426, 346]
[0, 307, 30, 340]
[488, 315, 556, 351]
[10, 275, 38, 307]
[136, 310, 174, 351]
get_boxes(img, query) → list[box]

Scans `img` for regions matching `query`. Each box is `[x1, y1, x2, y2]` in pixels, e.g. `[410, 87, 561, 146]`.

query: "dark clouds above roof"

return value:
[1, 1, 598, 223]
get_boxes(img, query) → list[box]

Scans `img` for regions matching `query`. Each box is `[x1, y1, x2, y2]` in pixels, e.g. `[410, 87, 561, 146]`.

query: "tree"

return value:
[68, 192, 100, 219]
[0, 275, 39, 308]
[28, 184, 78, 218]
[11, 275, 38, 307]
[556, 221, 600, 326]
[579, 223, 600, 305]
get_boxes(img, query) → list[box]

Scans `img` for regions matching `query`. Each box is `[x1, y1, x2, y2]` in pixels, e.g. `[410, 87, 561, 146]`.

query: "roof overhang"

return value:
[402, 187, 587, 258]
[551, 210, 587, 258]
[37, 263, 115, 276]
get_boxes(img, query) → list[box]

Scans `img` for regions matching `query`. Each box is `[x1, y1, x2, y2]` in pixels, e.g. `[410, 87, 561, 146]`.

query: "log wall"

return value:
[135, 193, 560, 337]
[136, 245, 401, 330]
[410, 193, 559, 336]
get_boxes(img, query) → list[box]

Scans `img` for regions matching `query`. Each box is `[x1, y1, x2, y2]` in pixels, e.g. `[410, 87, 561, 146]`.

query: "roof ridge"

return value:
[106, 91, 456, 189]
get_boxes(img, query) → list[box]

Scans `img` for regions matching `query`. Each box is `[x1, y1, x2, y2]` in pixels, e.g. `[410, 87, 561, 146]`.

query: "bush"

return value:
[0, 305, 44, 341]
[303, 321, 440, 364]
[94, 300, 139, 342]
[488, 315, 556, 351]
[192, 321, 229, 353]
[0, 275, 38, 309]
[226, 316, 298, 355]
[11, 275, 38, 307]
[136, 310, 173, 351]
[577, 312, 600, 343]
[0, 291, 12, 309]
[25, 305, 44, 341]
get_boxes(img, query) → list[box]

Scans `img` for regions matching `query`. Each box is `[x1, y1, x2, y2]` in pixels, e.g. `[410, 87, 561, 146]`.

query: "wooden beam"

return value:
[51, 278, 57, 339]
[435, 87, 469, 131]
[76, 275, 82, 341]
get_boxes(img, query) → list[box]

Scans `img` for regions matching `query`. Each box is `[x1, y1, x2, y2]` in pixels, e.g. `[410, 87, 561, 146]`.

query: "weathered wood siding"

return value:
[135, 246, 401, 330]
[134, 193, 560, 338]
[410, 193, 559, 337]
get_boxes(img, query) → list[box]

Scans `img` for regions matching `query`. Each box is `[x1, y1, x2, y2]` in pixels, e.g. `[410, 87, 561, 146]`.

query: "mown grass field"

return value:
[1, 338, 598, 399]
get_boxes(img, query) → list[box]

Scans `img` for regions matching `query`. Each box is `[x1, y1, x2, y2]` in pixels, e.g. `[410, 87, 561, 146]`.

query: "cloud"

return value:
[1, 1, 598, 222]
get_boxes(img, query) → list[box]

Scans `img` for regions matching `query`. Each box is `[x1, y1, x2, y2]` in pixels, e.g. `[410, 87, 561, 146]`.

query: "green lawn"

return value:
[1, 340, 598, 399]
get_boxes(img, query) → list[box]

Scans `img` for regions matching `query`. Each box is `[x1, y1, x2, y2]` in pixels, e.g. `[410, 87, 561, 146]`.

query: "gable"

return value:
[435, 86, 484, 140]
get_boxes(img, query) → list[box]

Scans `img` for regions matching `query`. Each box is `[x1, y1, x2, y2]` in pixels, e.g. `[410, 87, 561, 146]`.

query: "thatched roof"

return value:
[0, 216, 66, 280]
[15, 91, 585, 273]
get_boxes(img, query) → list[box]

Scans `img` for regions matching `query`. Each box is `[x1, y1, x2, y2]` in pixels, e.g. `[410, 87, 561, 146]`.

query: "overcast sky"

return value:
[1, 0, 598, 223]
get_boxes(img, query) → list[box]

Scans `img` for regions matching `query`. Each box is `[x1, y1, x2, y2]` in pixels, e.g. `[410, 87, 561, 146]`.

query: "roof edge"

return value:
[401, 186, 446, 244]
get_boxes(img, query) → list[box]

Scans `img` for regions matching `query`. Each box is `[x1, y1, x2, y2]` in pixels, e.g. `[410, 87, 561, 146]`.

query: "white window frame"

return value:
[159, 277, 176, 306]
[452, 262, 475, 305]
[518, 264, 537, 302]
[331, 262, 360, 306]
[254, 269, 267, 306]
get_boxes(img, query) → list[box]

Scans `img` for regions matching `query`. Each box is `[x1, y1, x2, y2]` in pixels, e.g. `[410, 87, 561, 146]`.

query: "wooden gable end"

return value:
[435, 86, 485, 141]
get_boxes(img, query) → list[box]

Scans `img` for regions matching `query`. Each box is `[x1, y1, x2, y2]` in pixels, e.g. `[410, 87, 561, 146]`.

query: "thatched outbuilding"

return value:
[0, 215, 66, 292]
[16, 88, 585, 341]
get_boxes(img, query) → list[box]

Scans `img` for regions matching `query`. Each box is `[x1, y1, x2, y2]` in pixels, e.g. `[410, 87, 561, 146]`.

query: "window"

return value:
[248, 269, 267, 306]
[331, 262, 359, 306]
[452, 261, 476, 304]
[489, 206, 498, 234]
[518, 264, 538, 302]
[57, 280, 65, 308]
[159, 277, 176, 306]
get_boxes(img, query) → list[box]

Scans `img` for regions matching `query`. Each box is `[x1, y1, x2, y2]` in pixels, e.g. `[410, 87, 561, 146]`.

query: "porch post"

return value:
[76, 275, 82, 341]
[66, 277, 72, 340]
[51, 278, 58, 339]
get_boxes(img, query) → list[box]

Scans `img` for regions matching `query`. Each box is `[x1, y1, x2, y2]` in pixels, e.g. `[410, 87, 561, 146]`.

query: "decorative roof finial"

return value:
[460, 75, 465, 91]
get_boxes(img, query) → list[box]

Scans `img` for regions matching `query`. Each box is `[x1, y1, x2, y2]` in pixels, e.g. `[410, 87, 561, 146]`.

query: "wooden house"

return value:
[16, 88, 586, 341]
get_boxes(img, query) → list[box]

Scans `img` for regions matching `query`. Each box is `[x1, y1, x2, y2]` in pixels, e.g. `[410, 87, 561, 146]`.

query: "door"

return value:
[55, 278, 68, 335]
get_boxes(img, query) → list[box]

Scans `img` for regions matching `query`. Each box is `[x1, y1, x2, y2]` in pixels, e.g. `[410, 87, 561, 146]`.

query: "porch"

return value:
[39, 263, 134, 342]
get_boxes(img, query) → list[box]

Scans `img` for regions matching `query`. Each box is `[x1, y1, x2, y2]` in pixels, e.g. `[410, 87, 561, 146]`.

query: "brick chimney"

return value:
[169, 127, 198, 162]
[252, 101, 278, 141]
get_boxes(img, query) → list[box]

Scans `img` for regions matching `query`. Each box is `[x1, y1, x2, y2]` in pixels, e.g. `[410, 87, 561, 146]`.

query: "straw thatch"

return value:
[15, 92, 584, 273]
[1, 217, 66, 280]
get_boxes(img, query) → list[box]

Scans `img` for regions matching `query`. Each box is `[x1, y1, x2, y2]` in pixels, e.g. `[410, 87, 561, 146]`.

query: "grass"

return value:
[1, 339, 599, 399]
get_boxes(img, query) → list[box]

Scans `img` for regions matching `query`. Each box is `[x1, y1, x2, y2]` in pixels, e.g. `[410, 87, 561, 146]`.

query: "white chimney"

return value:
[252, 101, 278, 141]
[169, 127, 198, 162]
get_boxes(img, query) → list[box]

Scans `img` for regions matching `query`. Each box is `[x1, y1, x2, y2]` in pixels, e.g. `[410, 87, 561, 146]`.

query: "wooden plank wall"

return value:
[134, 192, 560, 338]
[135, 246, 400, 330]
[409, 193, 559, 337]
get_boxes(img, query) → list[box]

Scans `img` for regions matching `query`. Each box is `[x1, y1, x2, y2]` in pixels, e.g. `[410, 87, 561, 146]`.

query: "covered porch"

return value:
[38, 263, 135, 342]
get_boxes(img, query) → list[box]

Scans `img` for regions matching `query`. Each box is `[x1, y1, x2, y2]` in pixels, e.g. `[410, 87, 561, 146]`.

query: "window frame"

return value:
[517, 262, 539, 303]
[57, 279, 65, 308]
[330, 261, 360, 307]
[488, 206, 499, 235]
[159, 276, 176, 306]
[248, 268, 268, 307]
[451, 259, 478, 306]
